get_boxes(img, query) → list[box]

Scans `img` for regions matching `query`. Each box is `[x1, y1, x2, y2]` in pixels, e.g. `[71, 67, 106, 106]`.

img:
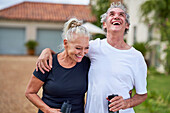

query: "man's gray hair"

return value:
[100, 2, 130, 34]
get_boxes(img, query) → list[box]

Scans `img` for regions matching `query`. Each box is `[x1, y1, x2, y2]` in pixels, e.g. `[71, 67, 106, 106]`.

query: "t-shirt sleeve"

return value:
[33, 54, 56, 82]
[86, 38, 101, 58]
[86, 40, 93, 58]
[33, 69, 49, 82]
[134, 53, 147, 94]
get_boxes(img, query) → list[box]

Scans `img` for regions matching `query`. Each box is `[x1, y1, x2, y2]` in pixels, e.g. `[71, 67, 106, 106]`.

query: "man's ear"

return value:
[125, 23, 129, 30]
[103, 22, 107, 30]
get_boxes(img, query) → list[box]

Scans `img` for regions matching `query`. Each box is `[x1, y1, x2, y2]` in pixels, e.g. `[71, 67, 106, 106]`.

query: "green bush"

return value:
[133, 42, 148, 57]
[25, 40, 38, 50]
[148, 66, 164, 76]
[164, 45, 170, 75]
[143, 91, 170, 113]
[92, 34, 106, 40]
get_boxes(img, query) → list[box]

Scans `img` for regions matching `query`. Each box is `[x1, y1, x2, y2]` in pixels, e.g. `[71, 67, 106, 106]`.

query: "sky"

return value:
[0, 0, 90, 10]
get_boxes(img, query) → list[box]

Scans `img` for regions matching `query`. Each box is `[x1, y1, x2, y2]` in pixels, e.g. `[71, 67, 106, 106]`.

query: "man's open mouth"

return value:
[112, 22, 121, 25]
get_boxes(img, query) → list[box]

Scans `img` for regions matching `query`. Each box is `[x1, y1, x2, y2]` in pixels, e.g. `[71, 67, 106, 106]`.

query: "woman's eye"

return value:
[85, 47, 89, 49]
[76, 48, 81, 50]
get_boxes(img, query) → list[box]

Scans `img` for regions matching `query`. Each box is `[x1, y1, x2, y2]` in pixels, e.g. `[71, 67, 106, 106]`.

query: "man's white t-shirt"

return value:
[85, 38, 147, 113]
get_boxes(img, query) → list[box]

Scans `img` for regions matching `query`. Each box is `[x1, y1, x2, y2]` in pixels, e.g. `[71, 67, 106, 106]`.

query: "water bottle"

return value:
[60, 100, 72, 113]
[108, 94, 119, 113]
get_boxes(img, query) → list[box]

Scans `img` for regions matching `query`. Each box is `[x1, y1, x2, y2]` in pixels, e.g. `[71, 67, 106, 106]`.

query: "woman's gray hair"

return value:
[62, 18, 91, 41]
[100, 2, 130, 34]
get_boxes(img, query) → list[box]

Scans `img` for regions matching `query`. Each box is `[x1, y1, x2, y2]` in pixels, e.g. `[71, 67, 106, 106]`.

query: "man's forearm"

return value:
[49, 48, 56, 55]
[43, 48, 56, 55]
[124, 93, 147, 109]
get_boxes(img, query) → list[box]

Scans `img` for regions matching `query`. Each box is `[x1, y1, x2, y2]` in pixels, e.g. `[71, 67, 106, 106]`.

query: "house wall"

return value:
[123, 0, 165, 73]
[0, 20, 64, 42]
[123, 0, 148, 45]
[0, 20, 64, 55]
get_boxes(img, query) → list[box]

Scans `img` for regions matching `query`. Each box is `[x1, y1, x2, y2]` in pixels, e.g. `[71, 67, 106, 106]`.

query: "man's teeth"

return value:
[113, 22, 120, 25]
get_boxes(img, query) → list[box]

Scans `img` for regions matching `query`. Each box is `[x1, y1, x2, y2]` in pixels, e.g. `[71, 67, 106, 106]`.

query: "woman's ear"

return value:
[63, 39, 68, 48]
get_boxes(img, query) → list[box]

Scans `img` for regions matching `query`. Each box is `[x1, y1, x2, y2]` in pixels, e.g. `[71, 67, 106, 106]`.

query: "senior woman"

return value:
[25, 18, 91, 113]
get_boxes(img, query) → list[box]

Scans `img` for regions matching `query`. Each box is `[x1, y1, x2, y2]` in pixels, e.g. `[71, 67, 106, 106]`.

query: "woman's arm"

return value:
[25, 74, 61, 113]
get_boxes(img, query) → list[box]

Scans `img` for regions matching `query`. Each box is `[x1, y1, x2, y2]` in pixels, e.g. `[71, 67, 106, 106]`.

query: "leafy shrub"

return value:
[133, 42, 148, 57]
[25, 40, 38, 50]
[143, 91, 170, 113]
[135, 90, 170, 113]
[148, 66, 164, 76]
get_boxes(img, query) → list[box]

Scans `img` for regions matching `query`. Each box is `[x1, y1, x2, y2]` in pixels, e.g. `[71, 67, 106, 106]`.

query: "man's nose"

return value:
[114, 14, 119, 19]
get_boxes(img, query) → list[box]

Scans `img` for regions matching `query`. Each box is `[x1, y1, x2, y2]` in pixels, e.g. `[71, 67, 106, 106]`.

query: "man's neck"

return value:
[106, 32, 131, 50]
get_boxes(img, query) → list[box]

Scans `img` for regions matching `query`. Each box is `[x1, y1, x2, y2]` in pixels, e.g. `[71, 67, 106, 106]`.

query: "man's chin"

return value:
[111, 27, 124, 32]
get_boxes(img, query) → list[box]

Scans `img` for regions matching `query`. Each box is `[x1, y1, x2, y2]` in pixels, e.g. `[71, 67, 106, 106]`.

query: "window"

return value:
[133, 26, 137, 43]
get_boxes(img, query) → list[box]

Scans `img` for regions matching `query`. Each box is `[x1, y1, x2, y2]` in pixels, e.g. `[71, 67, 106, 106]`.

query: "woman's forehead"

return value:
[68, 34, 89, 43]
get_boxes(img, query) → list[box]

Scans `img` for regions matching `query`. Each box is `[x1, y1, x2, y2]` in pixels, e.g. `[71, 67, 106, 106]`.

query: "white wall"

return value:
[123, 0, 166, 72]
[124, 0, 148, 45]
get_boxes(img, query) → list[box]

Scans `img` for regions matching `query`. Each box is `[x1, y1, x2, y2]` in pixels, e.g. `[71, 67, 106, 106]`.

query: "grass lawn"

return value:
[147, 75, 170, 95]
[134, 74, 170, 113]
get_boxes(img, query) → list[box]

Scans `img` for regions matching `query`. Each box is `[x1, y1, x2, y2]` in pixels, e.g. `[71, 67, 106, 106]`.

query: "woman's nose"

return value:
[80, 49, 87, 56]
[79, 50, 84, 56]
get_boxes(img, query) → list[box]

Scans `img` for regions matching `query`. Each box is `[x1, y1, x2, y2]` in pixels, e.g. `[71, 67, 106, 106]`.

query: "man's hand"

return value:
[36, 48, 55, 74]
[107, 96, 128, 112]
[107, 93, 147, 112]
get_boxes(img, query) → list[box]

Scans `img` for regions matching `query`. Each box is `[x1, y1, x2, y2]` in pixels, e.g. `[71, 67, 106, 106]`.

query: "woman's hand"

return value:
[36, 48, 55, 73]
[45, 108, 61, 113]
